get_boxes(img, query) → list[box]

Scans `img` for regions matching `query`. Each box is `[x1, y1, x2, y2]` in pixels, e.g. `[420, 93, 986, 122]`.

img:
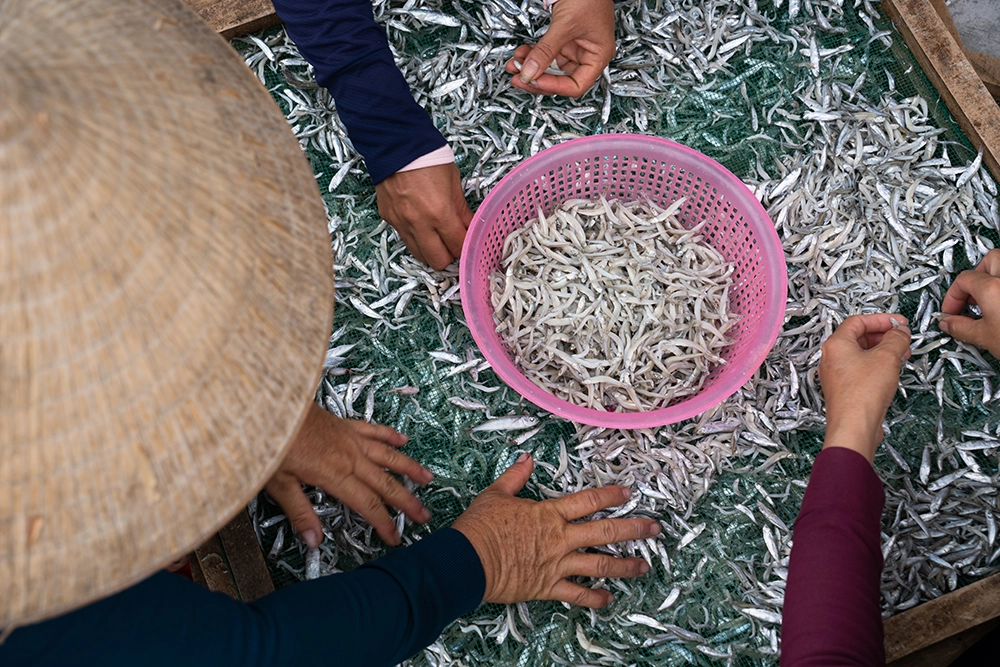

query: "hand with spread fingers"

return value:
[266, 403, 433, 548]
[452, 453, 659, 607]
[375, 163, 474, 271]
[818, 313, 912, 463]
[939, 248, 1000, 358]
[504, 0, 616, 98]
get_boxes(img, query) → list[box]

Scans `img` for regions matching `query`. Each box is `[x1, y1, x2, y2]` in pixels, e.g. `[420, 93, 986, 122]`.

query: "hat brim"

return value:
[0, 0, 334, 625]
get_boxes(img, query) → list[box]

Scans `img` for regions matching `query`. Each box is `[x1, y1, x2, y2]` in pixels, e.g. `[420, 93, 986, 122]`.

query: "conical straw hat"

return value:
[0, 0, 334, 626]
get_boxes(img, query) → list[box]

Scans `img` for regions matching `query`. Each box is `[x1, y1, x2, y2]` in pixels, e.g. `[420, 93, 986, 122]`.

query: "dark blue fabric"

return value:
[271, 0, 448, 184]
[1, 528, 485, 667]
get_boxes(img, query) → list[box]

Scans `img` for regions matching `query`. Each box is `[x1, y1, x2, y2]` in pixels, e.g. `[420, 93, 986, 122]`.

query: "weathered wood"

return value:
[887, 618, 1000, 667]
[181, 0, 278, 39]
[193, 532, 240, 600]
[883, 0, 1000, 183]
[217, 508, 275, 602]
[188, 550, 207, 589]
[928, 0, 963, 47]
[884, 572, 1000, 662]
[929, 0, 1000, 99]
[967, 50, 1000, 100]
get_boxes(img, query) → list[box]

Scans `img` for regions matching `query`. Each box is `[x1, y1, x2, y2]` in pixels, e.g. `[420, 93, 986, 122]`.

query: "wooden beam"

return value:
[883, 0, 1000, 183]
[887, 618, 1000, 667]
[181, 0, 279, 39]
[193, 532, 240, 599]
[884, 572, 1000, 662]
[928, 0, 1000, 100]
[967, 51, 1000, 100]
[217, 509, 275, 602]
[928, 0, 964, 48]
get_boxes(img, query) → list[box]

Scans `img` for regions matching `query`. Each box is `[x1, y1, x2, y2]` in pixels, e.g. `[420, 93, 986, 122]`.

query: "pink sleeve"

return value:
[396, 145, 455, 173]
[781, 447, 886, 667]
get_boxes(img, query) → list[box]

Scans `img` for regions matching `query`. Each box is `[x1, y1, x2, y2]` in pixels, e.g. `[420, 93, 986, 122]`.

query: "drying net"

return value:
[231, 0, 1000, 664]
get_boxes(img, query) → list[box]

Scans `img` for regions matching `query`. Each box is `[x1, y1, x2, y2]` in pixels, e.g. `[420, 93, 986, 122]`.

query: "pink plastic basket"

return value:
[460, 135, 787, 428]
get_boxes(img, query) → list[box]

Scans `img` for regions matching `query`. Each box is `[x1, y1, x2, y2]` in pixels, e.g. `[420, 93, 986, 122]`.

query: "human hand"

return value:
[374, 163, 473, 271]
[818, 314, 912, 463]
[265, 403, 433, 548]
[940, 249, 1000, 357]
[452, 454, 659, 607]
[504, 0, 615, 97]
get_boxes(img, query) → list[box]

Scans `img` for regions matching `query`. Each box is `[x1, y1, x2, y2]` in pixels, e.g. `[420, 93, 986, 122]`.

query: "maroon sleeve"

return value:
[781, 447, 886, 666]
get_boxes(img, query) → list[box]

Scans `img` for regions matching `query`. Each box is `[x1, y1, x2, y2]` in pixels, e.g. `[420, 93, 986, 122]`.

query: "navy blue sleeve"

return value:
[271, 0, 448, 184]
[1, 528, 485, 667]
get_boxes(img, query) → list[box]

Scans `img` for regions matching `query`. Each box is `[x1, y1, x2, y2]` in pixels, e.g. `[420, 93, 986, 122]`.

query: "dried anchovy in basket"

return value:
[489, 197, 738, 412]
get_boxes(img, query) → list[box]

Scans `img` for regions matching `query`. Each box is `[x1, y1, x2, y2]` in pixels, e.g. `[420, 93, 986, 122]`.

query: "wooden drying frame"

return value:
[189, 508, 274, 603]
[883, 0, 1000, 183]
[198, 507, 1000, 664]
[928, 0, 1000, 99]
[182, 0, 1000, 661]
[181, 0, 278, 39]
[182, 0, 1000, 182]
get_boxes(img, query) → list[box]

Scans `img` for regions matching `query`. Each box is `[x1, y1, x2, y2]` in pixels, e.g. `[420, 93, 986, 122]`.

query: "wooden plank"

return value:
[929, 0, 1000, 100]
[193, 532, 239, 600]
[887, 618, 1000, 667]
[967, 51, 1000, 100]
[883, 0, 1000, 183]
[217, 508, 275, 602]
[884, 572, 1000, 662]
[928, 0, 964, 48]
[181, 0, 279, 39]
[188, 549, 208, 589]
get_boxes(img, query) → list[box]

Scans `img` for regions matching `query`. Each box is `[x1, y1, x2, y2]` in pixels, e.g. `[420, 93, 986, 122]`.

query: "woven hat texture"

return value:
[0, 0, 333, 625]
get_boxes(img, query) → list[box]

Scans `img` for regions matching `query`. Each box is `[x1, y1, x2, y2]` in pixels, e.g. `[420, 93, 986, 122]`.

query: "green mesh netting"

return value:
[231, 1, 1000, 665]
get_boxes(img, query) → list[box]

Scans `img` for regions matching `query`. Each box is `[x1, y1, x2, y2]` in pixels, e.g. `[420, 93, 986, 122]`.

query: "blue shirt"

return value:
[2, 528, 485, 666]
[271, 0, 449, 184]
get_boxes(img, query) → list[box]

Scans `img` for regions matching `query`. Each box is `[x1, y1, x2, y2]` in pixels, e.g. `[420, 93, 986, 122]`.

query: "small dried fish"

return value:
[490, 197, 737, 413]
[471, 415, 540, 432]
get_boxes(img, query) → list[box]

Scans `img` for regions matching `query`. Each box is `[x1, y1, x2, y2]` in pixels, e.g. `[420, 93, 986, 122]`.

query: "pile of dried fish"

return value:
[490, 197, 736, 412]
[756, 78, 999, 616]
[233, 0, 1000, 664]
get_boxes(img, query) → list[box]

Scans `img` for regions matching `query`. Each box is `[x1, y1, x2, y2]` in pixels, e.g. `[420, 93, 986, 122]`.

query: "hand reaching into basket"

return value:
[375, 163, 473, 271]
[452, 454, 659, 607]
[819, 313, 912, 463]
[939, 249, 1000, 358]
[504, 0, 616, 97]
[265, 403, 434, 548]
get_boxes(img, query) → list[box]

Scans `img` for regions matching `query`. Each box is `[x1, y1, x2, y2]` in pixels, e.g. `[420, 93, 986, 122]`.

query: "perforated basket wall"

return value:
[460, 135, 788, 428]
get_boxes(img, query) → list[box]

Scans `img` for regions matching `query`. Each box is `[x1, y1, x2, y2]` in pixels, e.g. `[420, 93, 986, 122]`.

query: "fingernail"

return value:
[889, 316, 900, 328]
[898, 325, 911, 336]
[422, 467, 434, 481]
[647, 523, 661, 537]
[519, 60, 540, 84]
[302, 529, 321, 549]
[939, 318, 950, 334]
[419, 508, 432, 522]
[639, 561, 650, 574]
[622, 487, 632, 499]
[516, 452, 529, 463]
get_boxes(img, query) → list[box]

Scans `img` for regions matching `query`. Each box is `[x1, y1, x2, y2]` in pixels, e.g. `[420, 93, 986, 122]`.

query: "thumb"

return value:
[489, 453, 534, 496]
[875, 324, 912, 361]
[940, 315, 990, 348]
[519, 28, 570, 83]
[265, 474, 323, 549]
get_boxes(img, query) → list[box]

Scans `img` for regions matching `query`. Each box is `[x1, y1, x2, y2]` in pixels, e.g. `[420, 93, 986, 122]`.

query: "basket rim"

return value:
[459, 134, 788, 428]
